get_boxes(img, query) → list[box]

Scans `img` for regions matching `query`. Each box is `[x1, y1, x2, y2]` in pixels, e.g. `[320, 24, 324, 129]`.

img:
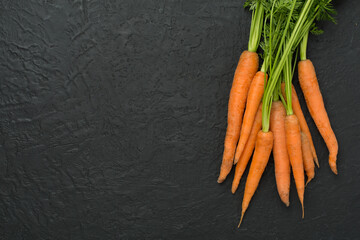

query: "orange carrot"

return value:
[234, 71, 267, 164]
[301, 132, 315, 185]
[298, 59, 338, 174]
[270, 101, 290, 206]
[285, 114, 305, 218]
[281, 83, 319, 167]
[239, 130, 273, 227]
[218, 51, 259, 183]
[231, 103, 262, 194]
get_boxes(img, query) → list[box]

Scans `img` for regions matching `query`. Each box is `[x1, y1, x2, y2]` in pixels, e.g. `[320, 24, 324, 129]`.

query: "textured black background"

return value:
[0, 1, 359, 239]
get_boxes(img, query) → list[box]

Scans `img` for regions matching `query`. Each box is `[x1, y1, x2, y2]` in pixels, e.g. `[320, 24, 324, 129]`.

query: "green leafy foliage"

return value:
[242, 0, 337, 130]
[244, 0, 258, 10]
[315, 0, 337, 23]
[310, 23, 324, 35]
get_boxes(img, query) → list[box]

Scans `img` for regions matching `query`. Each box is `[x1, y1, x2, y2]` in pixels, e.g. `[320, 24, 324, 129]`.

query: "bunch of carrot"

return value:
[217, 0, 338, 226]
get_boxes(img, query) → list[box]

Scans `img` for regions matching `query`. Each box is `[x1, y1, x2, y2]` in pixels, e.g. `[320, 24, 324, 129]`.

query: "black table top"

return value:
[0, 1, 359, 239]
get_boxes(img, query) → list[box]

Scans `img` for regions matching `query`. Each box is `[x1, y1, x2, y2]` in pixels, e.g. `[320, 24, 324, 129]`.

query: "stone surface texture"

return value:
[0, 1, 359, 239]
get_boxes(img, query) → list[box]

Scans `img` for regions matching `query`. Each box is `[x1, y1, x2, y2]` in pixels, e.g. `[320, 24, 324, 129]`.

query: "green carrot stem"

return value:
[284, 52, 293, 116]
[292, 47, 299, 77]
[261, 56, 268, 73]
[279, 89, 287, 107]
[262, 0, 315, 132]
[271, 0, 298, 73]
[269, 0, 276, 75]
[300, 28, 309, 61]
[273, 86, 280, 101]
[248, 1, 264, 52]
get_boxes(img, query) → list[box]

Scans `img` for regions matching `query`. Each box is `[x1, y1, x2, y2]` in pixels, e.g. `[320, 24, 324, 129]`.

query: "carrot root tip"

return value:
[329, 163, 338, 175]
[301, 203, 305, 219]
[314, 158, 320, 168]
[217, 177, 224, 184]
[305, 177, 313, 187]
[238, 212, 245, 228]
[280, 197, 290, 207]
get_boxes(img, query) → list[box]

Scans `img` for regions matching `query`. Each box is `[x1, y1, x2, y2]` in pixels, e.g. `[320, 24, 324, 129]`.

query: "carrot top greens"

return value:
[259, 0, 336, 132]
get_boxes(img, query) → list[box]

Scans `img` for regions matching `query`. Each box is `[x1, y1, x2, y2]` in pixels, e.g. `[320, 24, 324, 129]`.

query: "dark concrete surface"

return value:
[0, 1, 359, 239]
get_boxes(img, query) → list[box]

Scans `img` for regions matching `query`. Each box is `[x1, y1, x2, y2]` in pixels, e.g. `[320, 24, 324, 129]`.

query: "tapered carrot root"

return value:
[239, 131, 273, 227]
[298, 60, 338, 174]
[232, 103, 262, 194]
[270, 101, 290, 207]
[285, 114, 305, 218]
[218, 51, 259, 183]
[301, 132, 315, 185]
[281, 83, 319, 167]
[234, 71, 267, 164]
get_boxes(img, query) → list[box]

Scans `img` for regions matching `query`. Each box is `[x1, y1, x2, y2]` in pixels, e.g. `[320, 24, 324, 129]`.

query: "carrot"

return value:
[239, 130, 273, 227]
[218, 51, 259, 183]
[270, 101, 290, 206]
[234, 71, 267, 164]
[301, 132, 315, 185]
[231, 103, 262, 194]
[298, 59, 338, 174]
[285, 114, 304, 218]
[281, 83, 319, 167]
